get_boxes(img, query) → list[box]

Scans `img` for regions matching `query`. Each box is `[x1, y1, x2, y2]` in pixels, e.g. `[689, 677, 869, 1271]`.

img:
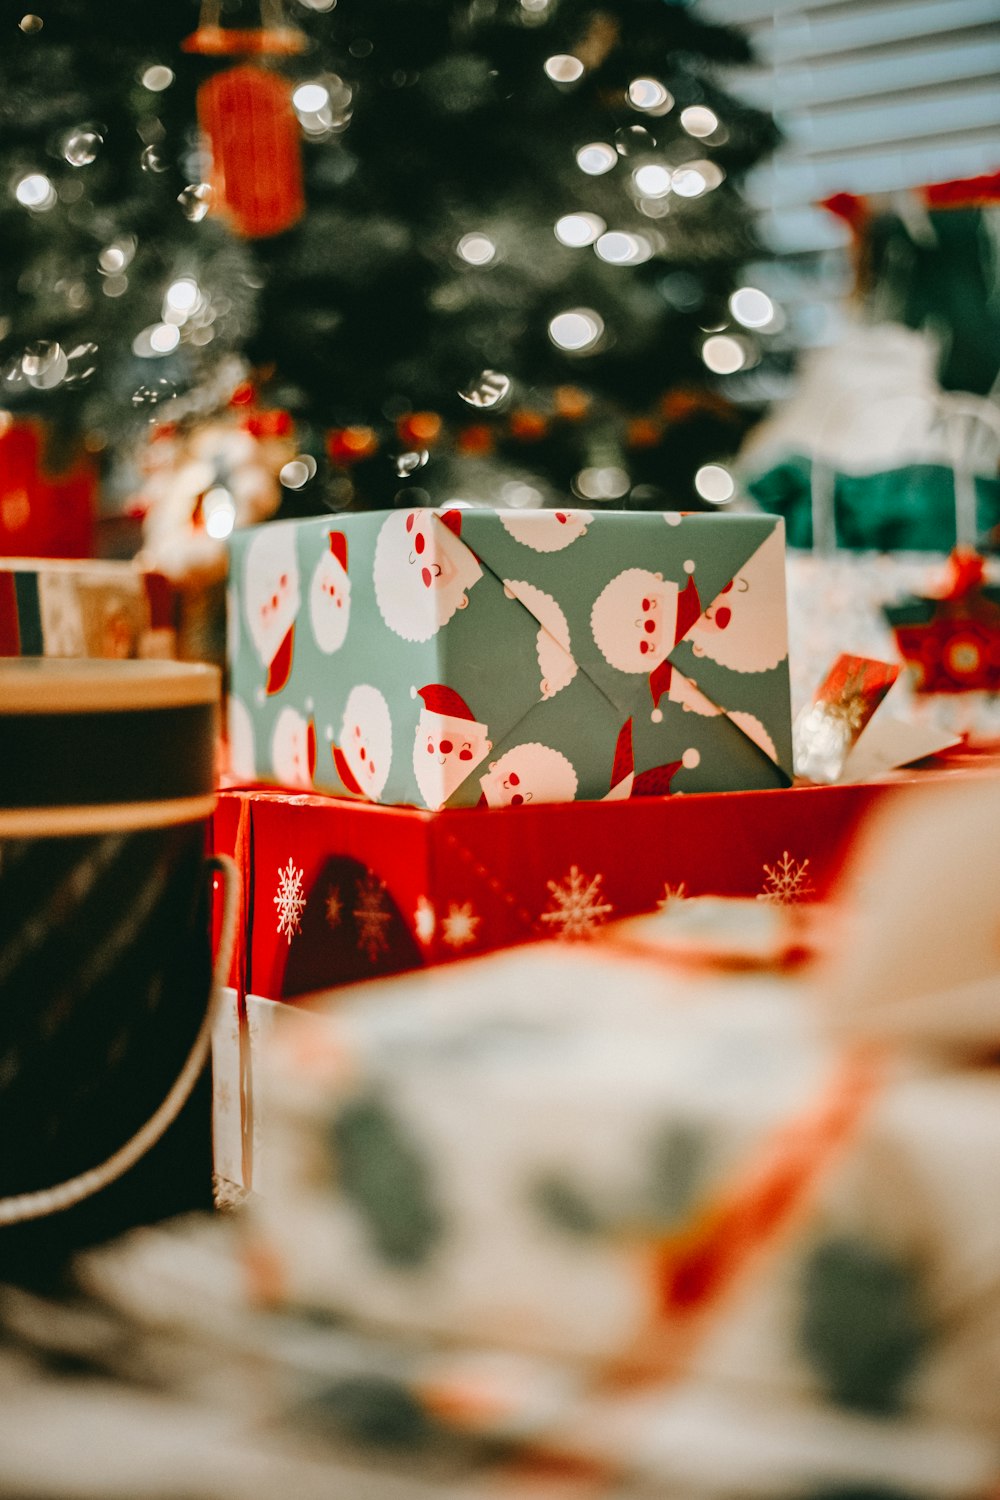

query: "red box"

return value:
[210, 758, 990, 1002]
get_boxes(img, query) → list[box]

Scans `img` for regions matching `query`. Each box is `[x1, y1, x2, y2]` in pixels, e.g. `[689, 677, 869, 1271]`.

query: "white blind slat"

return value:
[732, 33, 1000, 111]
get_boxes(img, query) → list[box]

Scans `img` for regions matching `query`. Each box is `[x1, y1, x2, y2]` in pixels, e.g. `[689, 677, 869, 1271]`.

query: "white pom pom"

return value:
[651, 707, 663, 723]
[683, 559, 695, 574]
[324, 724, 334, 741]
[682, 747, 700, 768]
[664, 511, 682, 527]
[305, 696, 314, 713]
[410, 685, 418, 699]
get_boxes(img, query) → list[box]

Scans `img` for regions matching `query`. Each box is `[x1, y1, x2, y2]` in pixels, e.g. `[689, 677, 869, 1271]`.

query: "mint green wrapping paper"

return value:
[227, 508, 793, 807]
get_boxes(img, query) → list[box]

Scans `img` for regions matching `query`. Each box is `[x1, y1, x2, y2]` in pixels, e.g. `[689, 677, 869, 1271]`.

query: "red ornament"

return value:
[326, 426, 379, 466]
[396, 412, 443, 449]
[885, 549, 1000, 693]
[508, 409, 548, 443]
[455, 425, 495, 457]
[0, 419, 95, 559]
[184, 2, 305, 239]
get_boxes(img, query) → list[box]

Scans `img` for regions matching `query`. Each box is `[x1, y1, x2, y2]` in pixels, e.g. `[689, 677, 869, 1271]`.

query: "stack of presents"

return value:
[8, 499, 1000, 1494]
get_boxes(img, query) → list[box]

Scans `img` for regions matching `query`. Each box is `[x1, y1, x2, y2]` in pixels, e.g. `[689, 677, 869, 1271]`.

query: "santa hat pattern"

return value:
[265, 623, 295, 696]
[609, 717, 634, 794]
[632, 747, 700, 797]
[327, 530, 348, 572]
[412, 683, 477, 720]
[332, 742, 363, 797]
[649, 564, 700, 722]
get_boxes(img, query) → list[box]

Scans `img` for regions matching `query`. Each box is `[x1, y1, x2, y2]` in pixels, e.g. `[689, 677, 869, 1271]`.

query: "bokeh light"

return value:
[595, 231, 652, 266]
[575, 142, 616, 176]
[681, 105, 719, 138]
[632, 163, 672, 198]
[15, 173, 56, 210]
[456, 232, 497, 266]
[141, 65, 174, 91]
[701, 335, 746, 374]
[729, 286, 775, 328]
[548, 309, 605, 353]
[694, 464, 735, 503]
[203, 486, 236, 539]
[63, 130, 102, 166]
[627, 78, 673, 114]
[574, 466, 629, 500]
[293, 81, 330, 113]
[177, 184, 213, 222]
[554, 212, 605, 247]
[459, 369, 511, 407]
[544, 55, 584, 83]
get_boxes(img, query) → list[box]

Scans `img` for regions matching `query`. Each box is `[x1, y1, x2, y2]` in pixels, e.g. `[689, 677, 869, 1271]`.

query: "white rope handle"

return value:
[0, 853, 240, 1226]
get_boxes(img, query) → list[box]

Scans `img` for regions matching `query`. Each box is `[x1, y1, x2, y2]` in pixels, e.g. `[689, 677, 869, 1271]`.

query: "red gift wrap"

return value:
[210, 762, 989, 1004]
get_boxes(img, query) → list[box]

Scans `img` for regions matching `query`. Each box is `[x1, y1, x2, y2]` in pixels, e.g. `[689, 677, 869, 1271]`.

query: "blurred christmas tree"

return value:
[0, 0, 779, 528]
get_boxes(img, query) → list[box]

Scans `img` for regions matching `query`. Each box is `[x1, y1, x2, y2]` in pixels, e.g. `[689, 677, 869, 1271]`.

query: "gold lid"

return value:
[0, 658, 221, 714]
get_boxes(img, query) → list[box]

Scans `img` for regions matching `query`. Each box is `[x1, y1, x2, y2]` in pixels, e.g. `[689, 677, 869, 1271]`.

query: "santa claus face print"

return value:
[244, 524, 301, 675]
[271, 706, 314, 790]
[503, 579, 577, 700]
[499, 508, 593, 552]
[373, 509, 482, 642]
[591, 568, 679, 674]
[309, 536, 351, 654]
[339, 684, 393, 801]
[479, 742, 578, 808]
[688, 525, 787, 674]
[413, 710, 492, 810]
[226, 694, 256, 780]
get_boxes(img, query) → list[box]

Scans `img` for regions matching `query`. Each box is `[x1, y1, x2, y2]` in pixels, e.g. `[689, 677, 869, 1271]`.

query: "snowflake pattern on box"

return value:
[758, 851, 814, 905]
[658, 881, 688, 910]
[273, 857, 307, 943]
[353, 872, 392, 963]
[442, 901, 480, 949]
[325, 885, 343, 929]
[540, 865, 614, 940]
[414, 896, 436, 947]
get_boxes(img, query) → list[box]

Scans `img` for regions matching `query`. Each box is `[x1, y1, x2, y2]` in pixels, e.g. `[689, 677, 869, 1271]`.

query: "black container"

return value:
[0, 659, 221, 1283]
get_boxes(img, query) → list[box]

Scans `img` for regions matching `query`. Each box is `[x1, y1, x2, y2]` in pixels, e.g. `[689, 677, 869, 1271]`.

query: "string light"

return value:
[141, 65, 174, 91]
[574, 466, 629, 500]
[729, 286, 775, 328]
[279, 458, 315, 490]
[293, 81, 330, 113]
[163, 277, 200, 317]
[632, 163, 671, 198]
[15, 173, 56, 210]
[544, 55, 584, 83]
[548, 309, 604, 352]
[554, 212, 605, 247]
[500, 481, 544, 508]
[575, 142, 616, 176]
[694, 464, 735, 504]
[595, 231, 652, 266]
[701, 335, 745, 374]
[456, 232, 497, 266]
[680, 105, 719, 138]
[203, 486, 237, 538]
[627, 78, 673, 114]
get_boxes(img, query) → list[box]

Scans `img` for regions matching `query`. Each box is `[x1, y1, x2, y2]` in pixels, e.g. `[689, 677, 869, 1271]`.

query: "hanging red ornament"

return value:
[183, 0, 306, 239]
[885, 549, 1000, 693]
[326, 426, 379, 466]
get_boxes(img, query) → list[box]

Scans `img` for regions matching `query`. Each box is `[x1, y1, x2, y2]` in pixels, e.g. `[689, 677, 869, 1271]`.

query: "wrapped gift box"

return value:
[227, 508, 793, 807]
[243, 941, 1000, 1446]
[208, 765, 990, 1192]
[0, 557, 176, 660]
[209, 768, 980, 1003]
